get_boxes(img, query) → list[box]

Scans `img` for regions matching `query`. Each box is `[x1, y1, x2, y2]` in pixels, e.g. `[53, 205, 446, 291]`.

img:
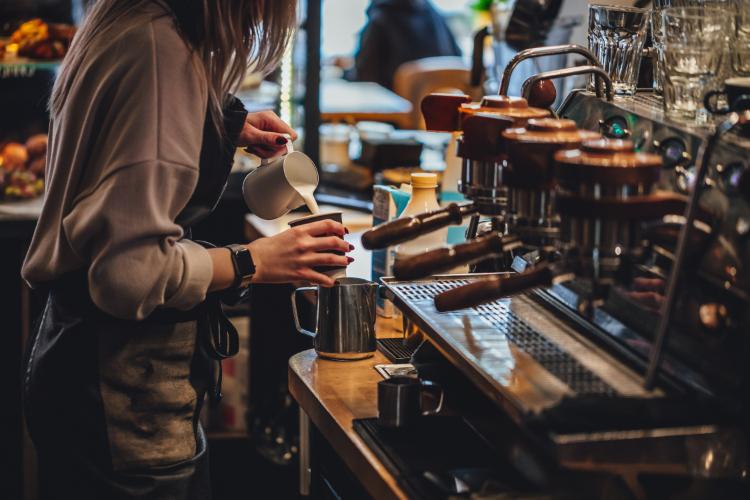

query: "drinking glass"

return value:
[661, 6, 732, 44]
[651, 0, 672, 94]
[662, 41, 724, 119]
[651, 0, 733, 94]
[660, 6, 730, 120]
[588, 4, 650, 96]
[733, 40, 750, 76]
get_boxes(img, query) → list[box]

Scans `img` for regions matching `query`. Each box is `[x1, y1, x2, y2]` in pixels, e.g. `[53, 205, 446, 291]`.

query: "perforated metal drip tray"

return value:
[381, 274, 660, 424]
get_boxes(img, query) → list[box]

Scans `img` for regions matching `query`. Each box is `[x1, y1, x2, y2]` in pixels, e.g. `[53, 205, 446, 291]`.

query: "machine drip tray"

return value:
[377, 337, 416, 363]
[352, 417, 536, 499]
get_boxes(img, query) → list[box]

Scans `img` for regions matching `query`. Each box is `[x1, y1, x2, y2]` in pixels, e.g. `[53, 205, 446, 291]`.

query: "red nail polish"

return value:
[348, 244, 355, 251]
[347, 256, 355, 263]
[276, 137, 287, 145]
[344, 227, 350, 234]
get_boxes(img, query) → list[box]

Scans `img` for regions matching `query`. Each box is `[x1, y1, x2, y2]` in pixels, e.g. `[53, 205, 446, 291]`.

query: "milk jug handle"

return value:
[291, 286, 317, 338]
[259, 134, 294, 166]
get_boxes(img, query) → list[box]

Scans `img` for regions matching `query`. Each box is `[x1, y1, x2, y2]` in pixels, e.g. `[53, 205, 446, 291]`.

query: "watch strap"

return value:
[225, 244, 255, 289]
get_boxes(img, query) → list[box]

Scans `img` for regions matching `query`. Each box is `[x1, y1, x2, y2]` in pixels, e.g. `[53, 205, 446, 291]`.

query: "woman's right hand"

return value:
[247, 219, 353, 287]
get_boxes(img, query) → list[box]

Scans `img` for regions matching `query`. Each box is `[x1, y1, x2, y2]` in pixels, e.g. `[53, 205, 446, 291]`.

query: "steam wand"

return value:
[643, 111, 750, 390]
[499, 44, 602, 96]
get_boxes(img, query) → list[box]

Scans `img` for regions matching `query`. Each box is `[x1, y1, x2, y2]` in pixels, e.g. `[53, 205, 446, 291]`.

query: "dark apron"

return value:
[24, 96, 248, 500]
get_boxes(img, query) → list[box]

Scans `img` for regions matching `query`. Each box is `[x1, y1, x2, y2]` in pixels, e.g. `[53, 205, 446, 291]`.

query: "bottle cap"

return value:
[411, 172, 438, 189]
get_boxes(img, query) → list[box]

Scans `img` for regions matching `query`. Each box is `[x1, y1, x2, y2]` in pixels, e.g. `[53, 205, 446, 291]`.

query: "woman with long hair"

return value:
[21, 1, 348, 498]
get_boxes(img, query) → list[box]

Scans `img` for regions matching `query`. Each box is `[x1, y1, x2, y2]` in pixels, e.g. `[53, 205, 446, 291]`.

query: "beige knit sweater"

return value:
[22, 3, 214, 320]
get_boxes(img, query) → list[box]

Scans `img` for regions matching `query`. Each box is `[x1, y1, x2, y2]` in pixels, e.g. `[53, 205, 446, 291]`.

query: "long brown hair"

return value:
[50, 0, 297, 133]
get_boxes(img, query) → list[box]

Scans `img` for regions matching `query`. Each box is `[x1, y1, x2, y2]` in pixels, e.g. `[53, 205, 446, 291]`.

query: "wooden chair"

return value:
[392, 56, 479, 129]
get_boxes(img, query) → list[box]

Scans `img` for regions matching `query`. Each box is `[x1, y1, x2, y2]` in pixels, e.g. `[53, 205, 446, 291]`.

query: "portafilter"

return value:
[392, 118, 600, 281]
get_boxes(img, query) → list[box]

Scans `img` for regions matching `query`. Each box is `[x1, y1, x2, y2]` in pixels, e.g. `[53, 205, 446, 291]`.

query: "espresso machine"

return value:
[361, 45, 750, 498]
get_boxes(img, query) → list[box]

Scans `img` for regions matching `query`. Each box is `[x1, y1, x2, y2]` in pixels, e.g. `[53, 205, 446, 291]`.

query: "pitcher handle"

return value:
[259, 134, 294, 166]
[420, 380, 444, 416]
[291, 286, 318, 338]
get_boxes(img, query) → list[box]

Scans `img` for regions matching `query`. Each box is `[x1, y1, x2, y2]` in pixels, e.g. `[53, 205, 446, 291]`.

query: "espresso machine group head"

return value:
[362, 45, 613, 256]
[435, 137, 684, 312]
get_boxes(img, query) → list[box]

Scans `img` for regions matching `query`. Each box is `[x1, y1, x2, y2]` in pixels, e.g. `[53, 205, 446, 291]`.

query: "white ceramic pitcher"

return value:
[242, 140, 320, 220]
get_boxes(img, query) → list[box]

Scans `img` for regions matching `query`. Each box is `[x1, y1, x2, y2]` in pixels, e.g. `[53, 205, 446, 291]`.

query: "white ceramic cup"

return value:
[242, 141, 319, 220]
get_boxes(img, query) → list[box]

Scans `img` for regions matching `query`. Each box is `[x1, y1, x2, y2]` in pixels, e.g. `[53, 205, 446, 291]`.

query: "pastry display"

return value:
[0, 134, 48, 199]
[1, 19, 75, 61]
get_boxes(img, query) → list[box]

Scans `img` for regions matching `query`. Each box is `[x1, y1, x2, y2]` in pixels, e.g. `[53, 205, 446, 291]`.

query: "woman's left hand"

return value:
[238, 110, 298, 158]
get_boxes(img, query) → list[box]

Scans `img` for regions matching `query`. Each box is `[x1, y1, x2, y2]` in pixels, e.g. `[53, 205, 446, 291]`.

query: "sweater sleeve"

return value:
[59, 15, 213, 320]
[62, 160, 213, 320]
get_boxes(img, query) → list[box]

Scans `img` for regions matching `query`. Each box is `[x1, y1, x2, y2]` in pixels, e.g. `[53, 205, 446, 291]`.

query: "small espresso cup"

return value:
[704, 77, 750, 115]
[288, 211, 346, 280]
[377, 376, 444, 428]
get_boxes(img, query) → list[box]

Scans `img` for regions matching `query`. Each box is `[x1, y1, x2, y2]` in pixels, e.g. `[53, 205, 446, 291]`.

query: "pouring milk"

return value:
[241, 136, 321, 219]
[281, 138, 319, 214]
[295, 183, 320, 214]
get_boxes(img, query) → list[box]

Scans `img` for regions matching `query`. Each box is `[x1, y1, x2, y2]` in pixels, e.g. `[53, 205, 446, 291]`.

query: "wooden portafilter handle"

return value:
[434, 265, 555, 312]
[361, 204, 474, 250]
[393, 232, 521, 281]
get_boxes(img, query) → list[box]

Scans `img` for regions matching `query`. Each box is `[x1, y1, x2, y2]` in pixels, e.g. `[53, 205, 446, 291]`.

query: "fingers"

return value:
[297, 220, 346, 237]
[258, 130, 290, 148]
[305, 235, 352, 253]
[296, 269, 337, 287]
[245, 143, 287, 159]
[239, 118, 293, 158]
[247, 110, 298, 140]
[302, 252, 352, 269]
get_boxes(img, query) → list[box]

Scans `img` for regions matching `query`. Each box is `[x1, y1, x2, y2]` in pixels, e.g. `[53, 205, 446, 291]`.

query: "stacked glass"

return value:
[659, 5, 733, 120]
[651, 0, 733, 94]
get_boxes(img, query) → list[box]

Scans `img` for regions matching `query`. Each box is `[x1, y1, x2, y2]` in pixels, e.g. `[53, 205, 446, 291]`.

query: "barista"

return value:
[21, 0, 351, 498]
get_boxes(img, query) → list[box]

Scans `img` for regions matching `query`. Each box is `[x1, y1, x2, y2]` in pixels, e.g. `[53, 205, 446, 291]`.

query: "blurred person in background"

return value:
[342, 0, 462, 90]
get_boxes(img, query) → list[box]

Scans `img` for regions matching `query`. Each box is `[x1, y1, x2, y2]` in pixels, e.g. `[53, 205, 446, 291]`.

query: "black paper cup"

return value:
[288, 211, 346, 279]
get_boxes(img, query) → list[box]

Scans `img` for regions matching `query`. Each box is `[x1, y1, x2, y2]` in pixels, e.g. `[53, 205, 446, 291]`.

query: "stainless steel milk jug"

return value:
[291, 278, 378, 360]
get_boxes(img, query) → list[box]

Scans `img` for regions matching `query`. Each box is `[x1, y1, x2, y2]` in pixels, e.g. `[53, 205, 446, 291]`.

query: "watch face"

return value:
[235, 249, 255, 276]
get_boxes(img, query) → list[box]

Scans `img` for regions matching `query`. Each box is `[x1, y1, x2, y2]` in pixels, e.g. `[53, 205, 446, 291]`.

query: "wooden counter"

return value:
[253, 205, 408, 497]
[288, 316, 408, 500]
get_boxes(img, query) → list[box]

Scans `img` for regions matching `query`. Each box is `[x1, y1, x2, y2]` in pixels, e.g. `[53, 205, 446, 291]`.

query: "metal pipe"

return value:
[303, 0, 322, 167]
[522, 66, 614, 102]
[644, 111, 750, 390]
[299, 408, 311, 496]
[499, 44, 602, 96]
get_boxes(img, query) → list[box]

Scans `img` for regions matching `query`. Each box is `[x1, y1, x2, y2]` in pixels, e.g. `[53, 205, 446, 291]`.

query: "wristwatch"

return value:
[225, 244, 256, 288]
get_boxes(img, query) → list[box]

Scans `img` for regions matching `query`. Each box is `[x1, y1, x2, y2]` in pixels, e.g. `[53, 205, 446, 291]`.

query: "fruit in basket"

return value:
[49, 24, 76, 45]
[9, 19, 75, 60]
[10, 19, 49, 46]
[28, 156, 46, 176]
[4, 169, 43, 199]
[1, 143, 29, 171]
[0, 133, 48, 199]
[25, 134, 48, 159]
